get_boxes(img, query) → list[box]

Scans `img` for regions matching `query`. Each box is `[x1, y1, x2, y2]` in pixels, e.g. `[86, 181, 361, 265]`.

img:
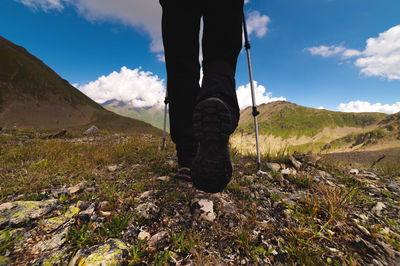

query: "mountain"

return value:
[233, 101, 400, 153]
[101, 99, 168, 131]
[0, 36, 160, 134]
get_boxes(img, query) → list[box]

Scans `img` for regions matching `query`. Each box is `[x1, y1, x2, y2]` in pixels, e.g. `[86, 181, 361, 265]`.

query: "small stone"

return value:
[358, 214, 368, 223]
[148, 231, 169, 247]
[108, 165, 118, 172]
[138, 231, 151, 241]
[192, 199, 216, 222]
[350, 169, 359, 175]
[357, 224, 371, 236]
[68, 183, 84, 195]
[289, 156, 302, 169]
[100, 210, 112, 217]
[139, 190, 159, 201]
[157, 176, 170, 182]
[372, 202, 386, 216]
[136, 203, 160, 219]
[257, 170, 273, 181]
[328, 247, 340, 253]
[265, 163, 281, 172]
[78, 203, 95, 221]
[281, 168, 297, 176]
[84, 125, 100, 136]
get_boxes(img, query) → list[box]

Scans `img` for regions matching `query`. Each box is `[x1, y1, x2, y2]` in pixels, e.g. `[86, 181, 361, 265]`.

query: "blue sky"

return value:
[1, 0, 399, 113]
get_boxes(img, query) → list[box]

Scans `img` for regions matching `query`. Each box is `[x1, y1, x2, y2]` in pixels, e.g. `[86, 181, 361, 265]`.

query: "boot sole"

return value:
[191, 98, 233, 193]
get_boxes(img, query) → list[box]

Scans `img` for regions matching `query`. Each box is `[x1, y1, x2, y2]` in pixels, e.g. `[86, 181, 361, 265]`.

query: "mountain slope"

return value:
[0, 36, 161, 134]
[234, 101, 399, 153]
[101, 99, 169, 131]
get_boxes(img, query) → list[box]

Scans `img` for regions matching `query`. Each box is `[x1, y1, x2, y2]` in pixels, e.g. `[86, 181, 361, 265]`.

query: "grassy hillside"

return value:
[101, 99, 169, 131]
[234, 101, 399, 154]
[0, 36, 161, 135]
[238, 101, 385, 139]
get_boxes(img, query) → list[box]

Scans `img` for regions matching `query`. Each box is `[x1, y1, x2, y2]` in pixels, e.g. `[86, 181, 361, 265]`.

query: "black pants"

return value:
[160, 0, 243, 146]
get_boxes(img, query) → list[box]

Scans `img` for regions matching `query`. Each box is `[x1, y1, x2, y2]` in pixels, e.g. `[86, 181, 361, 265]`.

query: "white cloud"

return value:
[355, 25, 400, 80]
[246, 11, 270, 38]
[78, 66, 165, 108]
[306, 25, 400, 80]
[236, 81, 286, 110]
[306, 45, 349, 58]
[16, 0, 64, 11]
[318, 106, 325, 110]
[338, 100, 400, 114]
[342, 49, 362, 58]
[15, 0, 163, 52]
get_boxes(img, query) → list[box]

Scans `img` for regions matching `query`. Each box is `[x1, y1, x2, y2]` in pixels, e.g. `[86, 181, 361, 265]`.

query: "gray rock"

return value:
[135, 203, 160, 219]
[139, 190, 159, 201]
[265, 163, 281, 172]
[34, 248, 69, 265]
[257, 170, 273, 181]
[387, 180, 400, 193]
[281, 168, 297, 176]
[69, 239, 129, 265]
[138, 231, 151, 241]
[108, 165, 118, 172]
[148, 231, 169, 247]
[372, 202, 386, 217]
[191, 198, 216, 222]
[156, 176, 170, 182]
[42, 205, 80, 233]
[35, 230, 67, 251]
[68, 182, 85, 195]
[78, 203, 95, 222]
[289, 156, 302, 170]
[0, 200, 58, 229]
[350, 169, 359, 175]
[84, 126, 100, 136]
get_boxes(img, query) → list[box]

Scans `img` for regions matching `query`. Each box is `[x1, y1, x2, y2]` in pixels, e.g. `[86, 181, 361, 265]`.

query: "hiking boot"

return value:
[191, 97, 233, 193]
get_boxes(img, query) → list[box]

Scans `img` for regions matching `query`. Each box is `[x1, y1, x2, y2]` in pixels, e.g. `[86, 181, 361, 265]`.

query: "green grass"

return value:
[0, 133, 170, 200]
[101, 213, 131, 238]
[239, 105, 385, 140]
[66, 223, 96, 253]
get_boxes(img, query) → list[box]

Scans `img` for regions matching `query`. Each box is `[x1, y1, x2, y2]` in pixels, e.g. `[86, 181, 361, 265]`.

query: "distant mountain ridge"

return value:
[234, 101, 400, 153]
[0, 36, 160, 134]
[101, 99, 168, 131]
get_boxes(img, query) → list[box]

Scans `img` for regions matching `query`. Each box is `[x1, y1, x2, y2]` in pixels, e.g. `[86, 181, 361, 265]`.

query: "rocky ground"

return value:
[0, 129, 399, 265]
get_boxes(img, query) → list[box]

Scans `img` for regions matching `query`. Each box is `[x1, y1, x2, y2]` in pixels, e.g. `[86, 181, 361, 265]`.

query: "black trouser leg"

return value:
[160, 0, 201, 146]
[160, 0, 243, 165]
[200, 0, 243, 132]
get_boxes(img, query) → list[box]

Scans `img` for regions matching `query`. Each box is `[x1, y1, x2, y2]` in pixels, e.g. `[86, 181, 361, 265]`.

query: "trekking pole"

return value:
[243, 11, 262, 170]
[162, 89, 169, 150]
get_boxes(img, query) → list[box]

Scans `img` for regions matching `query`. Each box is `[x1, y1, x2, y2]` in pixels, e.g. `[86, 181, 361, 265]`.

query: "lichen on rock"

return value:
[69, 239, 129, 266]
